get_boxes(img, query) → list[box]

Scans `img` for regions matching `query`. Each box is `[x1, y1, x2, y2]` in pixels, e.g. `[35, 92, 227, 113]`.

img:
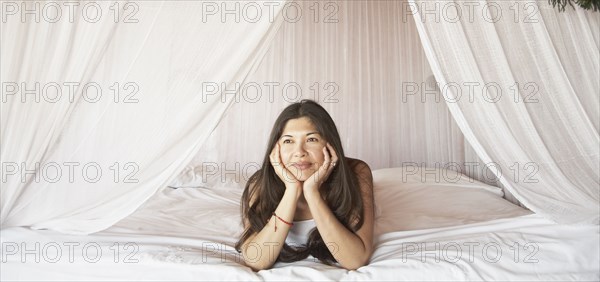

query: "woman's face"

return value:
[278, 116, 326, 181]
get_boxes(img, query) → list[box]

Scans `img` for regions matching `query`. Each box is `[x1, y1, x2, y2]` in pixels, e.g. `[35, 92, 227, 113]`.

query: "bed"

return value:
[2, 167, 598, 281]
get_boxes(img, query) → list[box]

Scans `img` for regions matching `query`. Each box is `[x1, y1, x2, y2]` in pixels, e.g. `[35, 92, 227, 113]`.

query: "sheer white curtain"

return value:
[1, 1, 286, 234]
[183, 0, 508, 196]
[410, 0, 599, 224]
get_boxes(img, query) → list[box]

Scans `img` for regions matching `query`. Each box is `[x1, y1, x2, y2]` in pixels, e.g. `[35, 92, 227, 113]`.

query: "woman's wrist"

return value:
[302, 186, 322, 203]
[284, 183, 303, 199]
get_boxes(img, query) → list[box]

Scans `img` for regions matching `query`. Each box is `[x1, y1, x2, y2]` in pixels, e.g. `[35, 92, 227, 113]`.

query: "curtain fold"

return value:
[1, 0, 287, 234]
[409, 0, 599, 224]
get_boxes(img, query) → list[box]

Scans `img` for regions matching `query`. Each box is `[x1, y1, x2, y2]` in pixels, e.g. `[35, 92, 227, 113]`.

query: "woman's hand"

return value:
[303, 143, 339, 195]
[270, 143, 302, 193]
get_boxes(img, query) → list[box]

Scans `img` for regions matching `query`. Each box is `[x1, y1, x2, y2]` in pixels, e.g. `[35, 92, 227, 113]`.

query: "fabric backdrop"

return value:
[183, 0, 515, 201]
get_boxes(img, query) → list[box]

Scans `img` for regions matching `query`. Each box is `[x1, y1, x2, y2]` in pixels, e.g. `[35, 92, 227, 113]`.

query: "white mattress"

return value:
[2, 167, 598, 280]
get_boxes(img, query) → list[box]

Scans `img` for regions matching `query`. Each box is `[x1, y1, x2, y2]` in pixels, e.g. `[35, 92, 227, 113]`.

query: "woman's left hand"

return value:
[303, 142, 339, 195]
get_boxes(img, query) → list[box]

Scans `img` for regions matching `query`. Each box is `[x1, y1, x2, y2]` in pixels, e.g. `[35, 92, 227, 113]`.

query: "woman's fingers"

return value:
[270, 143, 299, 185]
[322, 143, 338, 179]
[270, 144, 278, 162]
[276, 144, 290, 181]
[323, 145, 330, 165]
[327, 143, 339, 165]
[270, 144, 282, 173]
[324, 143, 338, 171]
[308, 144, 332, 186]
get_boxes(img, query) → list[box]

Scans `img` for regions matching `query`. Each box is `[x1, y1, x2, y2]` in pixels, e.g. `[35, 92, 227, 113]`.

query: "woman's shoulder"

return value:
[344, 157, 370, 170]
[344, 157, 373, 193]
[344, 157, 372, 179]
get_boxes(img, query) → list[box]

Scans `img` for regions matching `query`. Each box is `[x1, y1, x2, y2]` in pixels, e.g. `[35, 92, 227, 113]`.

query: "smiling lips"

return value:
[292, 162, 312, 170]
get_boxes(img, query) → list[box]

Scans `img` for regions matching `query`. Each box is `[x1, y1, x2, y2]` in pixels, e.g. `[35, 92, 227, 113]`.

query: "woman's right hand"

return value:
[270, 143, 302, 193]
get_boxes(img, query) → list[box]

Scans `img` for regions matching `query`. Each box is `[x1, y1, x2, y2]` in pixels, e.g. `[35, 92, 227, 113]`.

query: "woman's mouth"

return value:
[292, 162, 312, 170]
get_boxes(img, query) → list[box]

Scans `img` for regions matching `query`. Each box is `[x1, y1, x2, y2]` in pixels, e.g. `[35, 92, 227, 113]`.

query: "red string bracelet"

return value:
[269, 212, 293, 232]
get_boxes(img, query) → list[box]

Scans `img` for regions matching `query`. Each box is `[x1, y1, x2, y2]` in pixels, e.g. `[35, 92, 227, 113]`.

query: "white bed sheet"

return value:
[2, 170, 599, 281]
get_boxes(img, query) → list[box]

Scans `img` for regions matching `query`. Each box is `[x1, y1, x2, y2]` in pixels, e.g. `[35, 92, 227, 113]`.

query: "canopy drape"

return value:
[1, 0, 287, 234]
[409, 0, 599, 224]
[2, 0, 597, 235]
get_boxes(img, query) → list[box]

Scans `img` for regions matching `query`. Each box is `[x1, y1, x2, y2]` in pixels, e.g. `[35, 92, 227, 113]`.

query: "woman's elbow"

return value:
[340, 254, 371, 271]
[341, 261, 367, 271]
[243, 257, 274, 272]
[248, 264, 269, 272]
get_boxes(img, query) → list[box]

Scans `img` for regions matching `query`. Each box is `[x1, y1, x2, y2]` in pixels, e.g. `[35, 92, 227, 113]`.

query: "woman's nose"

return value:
[293, 143, 307, 157]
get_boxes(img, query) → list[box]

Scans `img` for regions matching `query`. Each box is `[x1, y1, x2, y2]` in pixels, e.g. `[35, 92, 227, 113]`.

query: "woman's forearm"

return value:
[304, 190, 370, 270]
[241, 187, 300, 271]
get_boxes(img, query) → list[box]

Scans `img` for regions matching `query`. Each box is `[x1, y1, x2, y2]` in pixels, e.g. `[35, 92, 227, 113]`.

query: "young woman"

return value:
[235, 99, 374, 271]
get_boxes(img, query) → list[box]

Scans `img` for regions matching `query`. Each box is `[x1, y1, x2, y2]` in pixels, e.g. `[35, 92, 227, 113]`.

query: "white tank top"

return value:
[285, 219, 316, 247]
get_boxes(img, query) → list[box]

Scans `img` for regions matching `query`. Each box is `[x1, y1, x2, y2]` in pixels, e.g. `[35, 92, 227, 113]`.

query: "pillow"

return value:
[373, 166, 532, 235]
[168, 165, 248, 190]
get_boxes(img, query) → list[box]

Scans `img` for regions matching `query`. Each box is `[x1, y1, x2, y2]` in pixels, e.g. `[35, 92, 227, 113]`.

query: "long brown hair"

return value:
[235, 99, 364, 264]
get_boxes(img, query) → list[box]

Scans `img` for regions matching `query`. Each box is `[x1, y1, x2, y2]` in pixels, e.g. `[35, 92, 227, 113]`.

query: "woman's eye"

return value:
[308, 138, 318, 142]
[282, 140, 291, 144]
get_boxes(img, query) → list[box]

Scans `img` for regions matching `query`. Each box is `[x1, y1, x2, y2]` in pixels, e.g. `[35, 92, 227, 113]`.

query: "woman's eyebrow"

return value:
[281, 132, 320, 138]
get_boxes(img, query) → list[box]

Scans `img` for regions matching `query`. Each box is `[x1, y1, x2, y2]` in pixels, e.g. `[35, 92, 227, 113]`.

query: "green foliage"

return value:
[548, 0, 599, 12]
